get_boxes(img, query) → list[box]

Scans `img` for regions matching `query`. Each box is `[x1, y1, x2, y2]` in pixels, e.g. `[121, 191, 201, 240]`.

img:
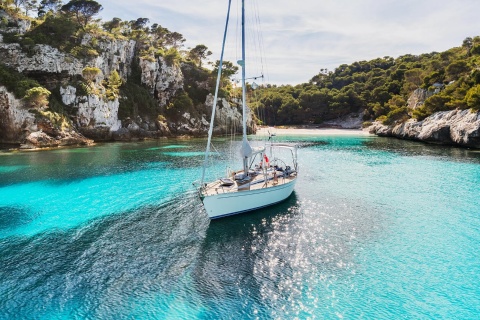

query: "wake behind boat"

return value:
[197, 0, 299, 219]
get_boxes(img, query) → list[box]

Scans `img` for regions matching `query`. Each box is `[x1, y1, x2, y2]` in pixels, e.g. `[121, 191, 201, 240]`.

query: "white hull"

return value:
[201, 178, 296, 219]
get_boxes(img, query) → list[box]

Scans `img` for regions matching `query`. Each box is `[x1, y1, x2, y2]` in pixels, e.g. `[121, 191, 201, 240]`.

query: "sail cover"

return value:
[240, 138, 265, 158]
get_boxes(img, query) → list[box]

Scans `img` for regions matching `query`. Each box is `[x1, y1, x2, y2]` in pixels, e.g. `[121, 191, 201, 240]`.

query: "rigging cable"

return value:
[201, 0, 232, 186]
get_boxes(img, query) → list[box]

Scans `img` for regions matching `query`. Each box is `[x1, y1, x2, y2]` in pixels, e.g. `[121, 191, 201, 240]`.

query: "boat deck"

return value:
[202, 170, 297, 196]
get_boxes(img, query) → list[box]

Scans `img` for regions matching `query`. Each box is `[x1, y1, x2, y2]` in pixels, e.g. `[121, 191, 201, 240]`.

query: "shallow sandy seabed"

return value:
[255, 127, 372, 136]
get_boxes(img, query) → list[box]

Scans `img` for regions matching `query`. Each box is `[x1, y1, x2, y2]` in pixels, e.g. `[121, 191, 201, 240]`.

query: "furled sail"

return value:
[240, 138, 265, 158]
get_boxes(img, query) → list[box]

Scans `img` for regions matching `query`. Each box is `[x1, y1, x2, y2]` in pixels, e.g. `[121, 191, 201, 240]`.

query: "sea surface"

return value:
[0, 134, 479, 319]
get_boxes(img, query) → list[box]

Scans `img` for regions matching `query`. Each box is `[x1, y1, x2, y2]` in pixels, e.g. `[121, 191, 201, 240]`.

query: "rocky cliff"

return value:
[0, 14, 255, 149]
[369, 109, 480, 148]
[0, 85, 93, 147]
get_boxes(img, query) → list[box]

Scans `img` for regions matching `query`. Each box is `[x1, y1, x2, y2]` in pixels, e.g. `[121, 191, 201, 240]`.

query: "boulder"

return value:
[78, 127, 112, 141]
[112, 128, 131, 141]
[21, 131, 59, 149]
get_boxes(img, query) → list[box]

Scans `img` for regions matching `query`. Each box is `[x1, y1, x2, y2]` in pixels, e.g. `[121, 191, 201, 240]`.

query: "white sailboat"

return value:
[198, 0, 298, 219]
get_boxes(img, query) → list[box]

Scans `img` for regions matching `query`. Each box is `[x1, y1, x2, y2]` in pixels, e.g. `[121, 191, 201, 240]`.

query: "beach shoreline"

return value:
[255, 126, 372, 136]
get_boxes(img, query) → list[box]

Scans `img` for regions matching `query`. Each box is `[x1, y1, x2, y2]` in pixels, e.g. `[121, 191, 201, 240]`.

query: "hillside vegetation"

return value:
[1, 1, 480, 130]
[251, 37, 480, 126]
[0, 0, 225, 122]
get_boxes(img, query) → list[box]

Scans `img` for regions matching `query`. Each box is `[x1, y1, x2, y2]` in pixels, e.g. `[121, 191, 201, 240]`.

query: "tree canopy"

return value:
[60, 0, 102, 28]
[251, 36, 480, 125]
[188, 44, 212, 67]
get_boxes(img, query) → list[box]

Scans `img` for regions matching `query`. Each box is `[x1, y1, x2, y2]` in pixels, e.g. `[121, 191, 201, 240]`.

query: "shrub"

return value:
[119, 82, 158, 119]
[163, 47, 182, 66]
[25, 15, 79, 52]
[166, 90, 193, 113]
[104, 70, 122, 101]
[0, 64, 40, 98]
[71, 45, 99, 58]
[82, 66, 101, 82]
[38, 110, 72, 131]
[24, 87, 51, 108]
[1, 32, 20, 43]
[383, 106, 408, 125]
[465, 85, 480, 111]
[362, 121, 373, 128]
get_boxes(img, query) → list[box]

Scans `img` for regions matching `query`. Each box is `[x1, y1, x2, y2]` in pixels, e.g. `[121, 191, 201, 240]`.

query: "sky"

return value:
[97, 0, 480, 85]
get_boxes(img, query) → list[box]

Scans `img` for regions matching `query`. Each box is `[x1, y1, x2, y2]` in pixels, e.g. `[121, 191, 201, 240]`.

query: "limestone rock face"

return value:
[207, 94, 256, 133]
[0, 30, 134, 144]
[60, 86, 121, 140]
[0, 43, 84, 75]
[0, 86, 93, 148]
[65, 88, 121, 130]
[139, 56, 184, 106]
[0, 14, 31, 35]
[81, 34, 136, 81]
[0, 32, 136, 81]
[369, 109, 480, 148]
[407, 88, 433, 110]
[0, 86, 36, 143]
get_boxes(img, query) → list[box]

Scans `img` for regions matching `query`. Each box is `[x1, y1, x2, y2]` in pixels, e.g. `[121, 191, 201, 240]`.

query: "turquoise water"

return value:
[0, 136, 479, 319]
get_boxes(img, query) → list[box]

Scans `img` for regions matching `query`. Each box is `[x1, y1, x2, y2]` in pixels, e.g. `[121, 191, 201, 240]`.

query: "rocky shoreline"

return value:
[5, 108, 480, 150]
[369, 109, 480, 148]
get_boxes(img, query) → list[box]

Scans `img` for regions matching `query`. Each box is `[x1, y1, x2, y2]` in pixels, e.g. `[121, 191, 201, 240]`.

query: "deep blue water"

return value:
[0, 135, 479, 319]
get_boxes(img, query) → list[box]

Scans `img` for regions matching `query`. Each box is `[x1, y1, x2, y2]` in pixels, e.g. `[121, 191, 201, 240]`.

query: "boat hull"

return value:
[201, 179, 296, 219]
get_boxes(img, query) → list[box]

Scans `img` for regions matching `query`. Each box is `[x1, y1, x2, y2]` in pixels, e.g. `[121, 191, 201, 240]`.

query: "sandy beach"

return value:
[256, 126, 372, 136]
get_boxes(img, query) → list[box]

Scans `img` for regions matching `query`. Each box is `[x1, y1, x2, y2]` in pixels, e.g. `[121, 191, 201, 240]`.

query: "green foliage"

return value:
[362, 121, 373, 128]
[118, 61, 158, 119]
[166, 90, 193, 116]
[102, 17, 121, 32]
[163, 47, 182, 66]
[25, 14, 80, 51]
[119, 81, 158, 119]
[38, 110, 72, 131]
[212, 60, 238, 79]
[465, 85, 480, 111]
[181, 61, 211, 106]
[103, 70, 122, 101]
[81, 66, 100, 81]
[188, 44, 212, 67]
[254, 37, 480, 126]
[24, 86, 51, 108]
[70, 45, 99, 58]
[413, 94, 453, 120]
[60, 0, 103, 29]
[446, 60, 470, 81]
[0, 63, 40, 98]
[381, 106, 409, 125]
[79, 66, 101, 95]
[38, 0, 63, 17]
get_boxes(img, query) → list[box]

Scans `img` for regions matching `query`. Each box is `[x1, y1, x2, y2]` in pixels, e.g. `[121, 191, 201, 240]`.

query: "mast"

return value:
[241, 0, 247, 140]
[241, 0, 249, 176]
[200, 0, 232, 186]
